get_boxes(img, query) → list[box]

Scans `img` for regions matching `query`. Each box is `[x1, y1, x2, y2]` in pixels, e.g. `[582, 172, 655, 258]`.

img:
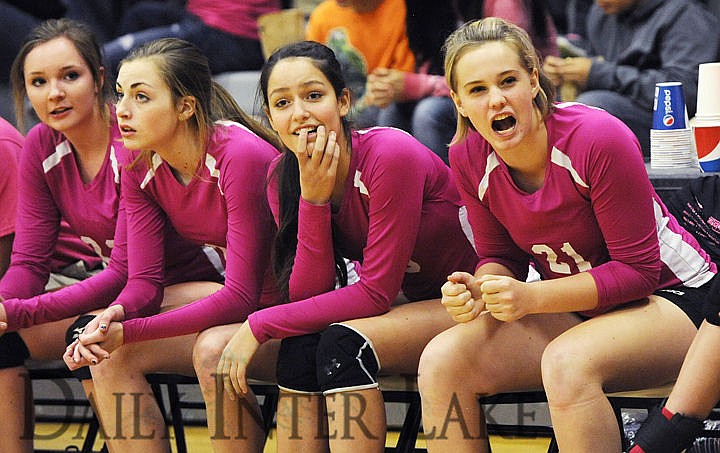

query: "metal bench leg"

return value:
[81, 414, 100, 453]
[256, 385, 279, 435]
[164, 381, 188, 453]
[395, 392, 422, 453]
[546, 434, 559, 453]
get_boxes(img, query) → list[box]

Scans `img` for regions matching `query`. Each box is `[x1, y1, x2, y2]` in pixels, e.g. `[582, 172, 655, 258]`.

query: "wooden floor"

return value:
[35, 423, 553, 452]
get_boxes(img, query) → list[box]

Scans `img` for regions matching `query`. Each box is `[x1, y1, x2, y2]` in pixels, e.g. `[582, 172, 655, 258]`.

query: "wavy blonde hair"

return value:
[443, 17, 556, 145]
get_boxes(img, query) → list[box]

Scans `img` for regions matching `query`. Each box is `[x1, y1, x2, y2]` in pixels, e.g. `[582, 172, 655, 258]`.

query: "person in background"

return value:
[547, 0, 593, 51]
[628, 274, 720, 452]
[305, 0, 415, 127]
[543, 0, 720, 159]
[366, 0, 558, 164]
[418, 17, 716, 453]
[102, 0, 281, 80]
[63, 0, 186, 43]
[0, 1, 66, 85]
[64, 38, 283, 452]
[210, 40, 478, 452]
[0, 20, 224, 452]
[0, 1, 67, 124]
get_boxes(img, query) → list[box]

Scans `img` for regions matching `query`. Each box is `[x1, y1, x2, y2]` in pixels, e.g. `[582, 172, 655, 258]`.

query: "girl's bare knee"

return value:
[419, 333, 498, 398]
[418, 338, 450, 395]
[192, 328, 228, 386]
[541, 339, 599, 403]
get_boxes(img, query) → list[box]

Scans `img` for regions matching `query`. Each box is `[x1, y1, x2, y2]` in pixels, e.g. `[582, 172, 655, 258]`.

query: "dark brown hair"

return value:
[259, 41, 351, 302]
[10, 18, 110, 132]
[120, 38, 281, 168]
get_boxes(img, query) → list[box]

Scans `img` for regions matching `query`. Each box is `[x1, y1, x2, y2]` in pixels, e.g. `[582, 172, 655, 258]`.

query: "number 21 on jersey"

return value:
[531, 242, 591, 274]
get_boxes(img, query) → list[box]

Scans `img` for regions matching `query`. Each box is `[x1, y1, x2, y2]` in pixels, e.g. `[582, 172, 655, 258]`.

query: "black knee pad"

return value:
[64, 315, 96, 381]
[316, 324, 380, 394]
[631, 405, 704, 453]
[276, 333, 322, 394]
[0, 332, 30, 368]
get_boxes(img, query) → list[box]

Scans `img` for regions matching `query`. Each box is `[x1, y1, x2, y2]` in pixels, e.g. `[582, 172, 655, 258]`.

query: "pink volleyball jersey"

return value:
[119, 122, 280, 343]
[0, 120, 118, 301]
[0, 118, 24, 239]
[1, 117, 223, 329]
[47, 221, 105, 278]
[449, 102, 716, 317]
[247, 127, 479, 342]
[0, 118, 109, 298]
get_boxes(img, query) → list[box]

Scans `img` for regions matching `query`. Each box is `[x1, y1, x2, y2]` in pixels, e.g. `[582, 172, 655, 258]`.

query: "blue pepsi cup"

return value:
[653, 82, 687, 130]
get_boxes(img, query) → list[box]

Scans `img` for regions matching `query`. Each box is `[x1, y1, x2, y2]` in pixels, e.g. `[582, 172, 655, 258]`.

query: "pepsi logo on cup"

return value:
[652, 82, 686, 130]
[695, 124, 720, 172]
[662, 88, 676, 126]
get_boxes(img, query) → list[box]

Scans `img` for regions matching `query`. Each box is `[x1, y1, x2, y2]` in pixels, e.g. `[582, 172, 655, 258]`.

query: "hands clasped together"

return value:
[542, 55, 593, 89]
[441, 272, 535, 323]
[59, 126, 345, 396]
[364, 68, 405, 109]
[63, 305, 125, 370]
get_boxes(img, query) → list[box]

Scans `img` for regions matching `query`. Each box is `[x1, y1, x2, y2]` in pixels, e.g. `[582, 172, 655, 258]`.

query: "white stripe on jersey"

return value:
[356, 126, 413, 137]
[458, 205, 476, 253]
[140, 153, 163, 189]
[204, 153, 224, 195]
[138, 122, 246, 192]
[202, 245, 226, 278]
[550, 147, 589, 188]
[43, 140, 72, 173]
[354, 170, 369, 196]
[109, 146, 120, 184]
[215, 120, 254, 135]
[477, 152, 500, 201]
[204, 153, 220, 179]
[343, 258, 360, 287]
[654, 200, 715, 287]
[555, 101, 605, 112]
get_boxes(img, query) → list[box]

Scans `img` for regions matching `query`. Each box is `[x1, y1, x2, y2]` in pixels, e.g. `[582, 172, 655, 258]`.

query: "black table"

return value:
[646, 164, 713, 200]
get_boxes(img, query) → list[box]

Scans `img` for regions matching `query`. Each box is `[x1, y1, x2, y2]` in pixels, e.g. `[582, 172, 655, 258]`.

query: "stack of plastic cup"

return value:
[650, 82, 698, 169]
[694, 62, 720, 172]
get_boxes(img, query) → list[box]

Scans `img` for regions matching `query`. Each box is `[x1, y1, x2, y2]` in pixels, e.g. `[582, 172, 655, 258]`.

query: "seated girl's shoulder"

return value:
[215, 120, 262, 140]
[23, 122, 84, 163]
[355, 126, 432, 159]
[25, 121, 59, 146]
[551, 103, 643, 162]
[553, 102, 629, 131]
[356, 125, 414, 141]
[0, 141, 17, 165]
[214, 121, 279, 153]
[448, 130, 493, 166]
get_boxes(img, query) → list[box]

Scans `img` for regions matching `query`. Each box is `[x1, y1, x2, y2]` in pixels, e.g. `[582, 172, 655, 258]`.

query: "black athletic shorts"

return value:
[700, 272, 720, 326]
[653, 276, 716, 328]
